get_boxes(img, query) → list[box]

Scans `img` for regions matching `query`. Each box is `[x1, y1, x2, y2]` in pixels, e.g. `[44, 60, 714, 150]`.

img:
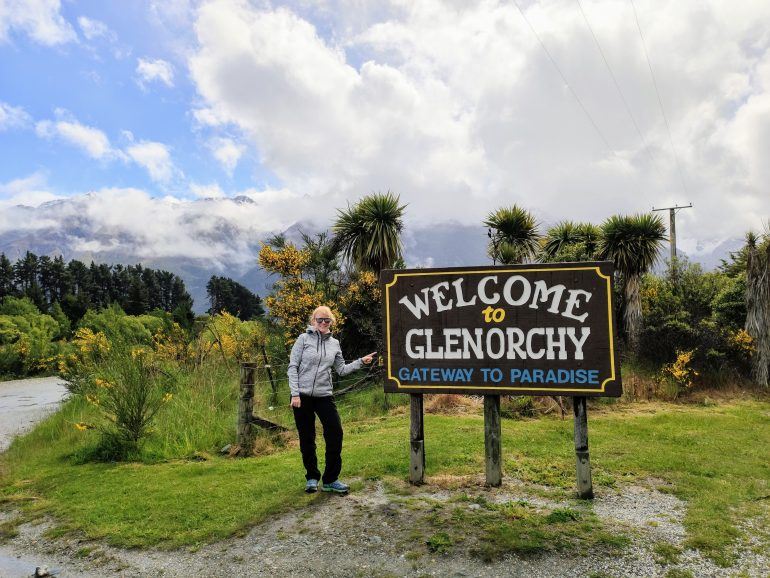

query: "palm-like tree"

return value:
[332, 192, 406, 273]
[484, 205, 540, 265]
[745, 231, 770, 387]
[540, 221, 601, 263]
[597, 213, 667, 353]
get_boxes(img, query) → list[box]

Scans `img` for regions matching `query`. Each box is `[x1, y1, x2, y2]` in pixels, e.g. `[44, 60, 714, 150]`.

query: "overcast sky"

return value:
[1, 0, 769, 258]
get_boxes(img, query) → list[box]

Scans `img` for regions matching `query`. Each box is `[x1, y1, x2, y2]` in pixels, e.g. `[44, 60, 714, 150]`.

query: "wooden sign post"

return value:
[381, 263, 622, 497]
[484, 395, 502, 486]
[573, 396, 593, 498]
[410, 394, 425, 484]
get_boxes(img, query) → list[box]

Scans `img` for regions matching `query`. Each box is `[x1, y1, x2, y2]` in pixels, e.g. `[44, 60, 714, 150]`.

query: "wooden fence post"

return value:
[410, 394, 425, 484]
[484, 395, 502, 487]
[237, 362, 258, 455]
[573, 396, 594, 499]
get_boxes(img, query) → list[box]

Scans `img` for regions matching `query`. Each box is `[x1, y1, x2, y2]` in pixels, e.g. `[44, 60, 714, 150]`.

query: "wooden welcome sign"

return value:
[381, 262, 622, 397]
[380, 262, 623, 496]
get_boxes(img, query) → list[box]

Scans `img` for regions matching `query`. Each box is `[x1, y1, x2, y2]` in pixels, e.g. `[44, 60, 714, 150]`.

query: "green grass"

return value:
[444, 499, 628, 562]
[653, 541, 682, 565]
[1, 394, 768, 565]
[426, 531, 452, 553]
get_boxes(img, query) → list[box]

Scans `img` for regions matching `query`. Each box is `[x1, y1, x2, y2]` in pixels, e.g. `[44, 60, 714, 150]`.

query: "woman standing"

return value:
[288, 306, 375, 494]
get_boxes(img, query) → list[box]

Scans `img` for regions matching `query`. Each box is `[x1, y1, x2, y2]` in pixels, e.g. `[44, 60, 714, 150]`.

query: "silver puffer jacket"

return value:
[287, 327, 363, 398]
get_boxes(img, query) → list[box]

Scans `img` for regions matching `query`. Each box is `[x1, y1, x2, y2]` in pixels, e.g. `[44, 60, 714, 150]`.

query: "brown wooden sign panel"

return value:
[380, 262, 622, 396]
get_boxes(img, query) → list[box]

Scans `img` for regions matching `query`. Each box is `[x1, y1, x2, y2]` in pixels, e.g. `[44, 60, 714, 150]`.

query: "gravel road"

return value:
[0, 376, 68, 577]
[1, 478, 767, 578]
[0, 377, 68, 453]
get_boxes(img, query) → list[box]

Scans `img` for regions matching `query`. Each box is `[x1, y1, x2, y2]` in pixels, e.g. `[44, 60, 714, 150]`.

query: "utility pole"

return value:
[652, 203, 692, 263]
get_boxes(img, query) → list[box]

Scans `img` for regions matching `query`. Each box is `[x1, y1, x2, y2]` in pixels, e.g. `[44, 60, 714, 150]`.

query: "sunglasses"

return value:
[315, 317, 332, 324]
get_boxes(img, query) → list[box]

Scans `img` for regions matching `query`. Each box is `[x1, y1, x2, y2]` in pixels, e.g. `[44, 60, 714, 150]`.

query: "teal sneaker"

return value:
[322, 480, 349, 494]
[305, 479, 318, 493]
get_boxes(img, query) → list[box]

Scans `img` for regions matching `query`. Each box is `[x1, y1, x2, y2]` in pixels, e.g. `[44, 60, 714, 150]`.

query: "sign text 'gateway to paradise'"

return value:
[380, 262, 622, 396]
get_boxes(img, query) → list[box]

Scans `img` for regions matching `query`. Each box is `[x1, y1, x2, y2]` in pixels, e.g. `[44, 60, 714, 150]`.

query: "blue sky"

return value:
[1, 0, 277, 198]
[2, 0, 770, 261]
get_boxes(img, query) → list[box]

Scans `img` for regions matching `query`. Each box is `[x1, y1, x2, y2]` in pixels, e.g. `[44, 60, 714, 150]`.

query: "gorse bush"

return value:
[76, 346, 176, 460]
[78, 303, 166, 347]
[198, 311, 267, 365]
[64, 310, 275, 461]
[0, 296, 69, 377]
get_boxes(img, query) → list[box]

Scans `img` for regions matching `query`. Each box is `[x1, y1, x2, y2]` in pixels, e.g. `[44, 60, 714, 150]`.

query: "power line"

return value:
[575, 0, 661, 177]
[629, 0, 689, 196]
[512, 0, 615, 154]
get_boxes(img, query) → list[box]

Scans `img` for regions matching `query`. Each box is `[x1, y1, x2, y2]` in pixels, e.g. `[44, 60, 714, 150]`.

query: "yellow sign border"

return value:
[384, 266, 616, 393]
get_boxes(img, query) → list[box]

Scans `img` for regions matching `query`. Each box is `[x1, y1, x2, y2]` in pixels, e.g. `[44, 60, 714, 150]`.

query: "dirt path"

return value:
[1, 477, 767, 577]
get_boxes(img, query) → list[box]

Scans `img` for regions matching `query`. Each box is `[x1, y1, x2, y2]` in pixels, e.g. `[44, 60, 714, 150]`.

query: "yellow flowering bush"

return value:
[337, 271, 381, 355]
[71, 344, 177, 460]
[258, 243, 310, 277]
[660, 349, 699, 396]
[199, 311, 268, 363]
[152, 322, 195, 364]
[265, 278, 344, 345]
[728, 329, 754, 356]
[74, 327, 111, 358]
[0, 300, 66, 376]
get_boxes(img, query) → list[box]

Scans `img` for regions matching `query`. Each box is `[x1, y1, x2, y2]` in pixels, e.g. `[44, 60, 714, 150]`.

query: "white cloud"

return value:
[0, 173, 63, 228]
[35, 114, 116, 160]
[190, 182, 226, 198]
[0, 0, 76, 45]
[0, 101, 31, 130]
[0, 186, 306, 265]
[35, 109, 118, 160]
[192, 107, 226, 127]
[208, 137, 244, 174]
[136, 57, 175, 88]
[77, 15, 113, 41]
[32, 110, 181, 184]
[126, 141, 177, 183]
[185, 0, 770, 248]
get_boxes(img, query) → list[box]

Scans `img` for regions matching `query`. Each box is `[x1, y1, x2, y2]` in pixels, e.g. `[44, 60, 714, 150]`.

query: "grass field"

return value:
[1, 394, 768, 567]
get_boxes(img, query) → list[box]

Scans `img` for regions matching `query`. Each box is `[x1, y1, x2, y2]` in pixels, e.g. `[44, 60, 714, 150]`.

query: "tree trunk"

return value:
[624, 273, 642, 354]
[746, 241, 770, 387]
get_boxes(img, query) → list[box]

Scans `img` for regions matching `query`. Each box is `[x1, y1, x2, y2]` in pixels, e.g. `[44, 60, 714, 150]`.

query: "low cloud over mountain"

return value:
[1, 191, 743, 313]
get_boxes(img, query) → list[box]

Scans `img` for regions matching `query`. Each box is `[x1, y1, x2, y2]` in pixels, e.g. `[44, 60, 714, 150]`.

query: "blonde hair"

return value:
[309, 306, 336, 325]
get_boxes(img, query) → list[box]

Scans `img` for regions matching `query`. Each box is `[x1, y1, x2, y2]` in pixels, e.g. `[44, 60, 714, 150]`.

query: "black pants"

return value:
[292, 395, 343, 484]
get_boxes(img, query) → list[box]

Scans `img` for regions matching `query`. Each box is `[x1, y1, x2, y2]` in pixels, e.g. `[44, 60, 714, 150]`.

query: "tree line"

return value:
[264, 193, 767, 390]
[205, 276, 264, 321]
[0, 251, 193, 324]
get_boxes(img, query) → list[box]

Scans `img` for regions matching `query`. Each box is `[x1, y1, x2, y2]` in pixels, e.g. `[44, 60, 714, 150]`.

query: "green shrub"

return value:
[426, 531, 453, 553]
[500, 396, 537, 419]
[0, 296, 62, 376]
[78, 303, 153, 346]
[639, 260, 750, 381]
[77, 345, 176, 461]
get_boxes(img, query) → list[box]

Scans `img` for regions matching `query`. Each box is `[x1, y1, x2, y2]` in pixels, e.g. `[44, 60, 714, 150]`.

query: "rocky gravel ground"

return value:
[1, 477, 767, 578]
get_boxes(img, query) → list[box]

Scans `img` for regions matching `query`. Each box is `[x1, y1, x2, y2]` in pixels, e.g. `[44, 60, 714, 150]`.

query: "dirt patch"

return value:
[1, 478, 767, 577]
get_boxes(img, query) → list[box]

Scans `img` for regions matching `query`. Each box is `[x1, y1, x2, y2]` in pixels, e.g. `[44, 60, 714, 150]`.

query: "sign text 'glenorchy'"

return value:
[380, 263, 622, 396]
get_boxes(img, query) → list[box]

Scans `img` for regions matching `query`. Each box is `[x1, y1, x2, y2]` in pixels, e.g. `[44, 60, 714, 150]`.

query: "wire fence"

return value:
[242, 356, 386, 433]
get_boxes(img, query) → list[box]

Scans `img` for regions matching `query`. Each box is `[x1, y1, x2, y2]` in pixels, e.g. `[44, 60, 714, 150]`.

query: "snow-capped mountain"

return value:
[0, 193, 741, 312]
